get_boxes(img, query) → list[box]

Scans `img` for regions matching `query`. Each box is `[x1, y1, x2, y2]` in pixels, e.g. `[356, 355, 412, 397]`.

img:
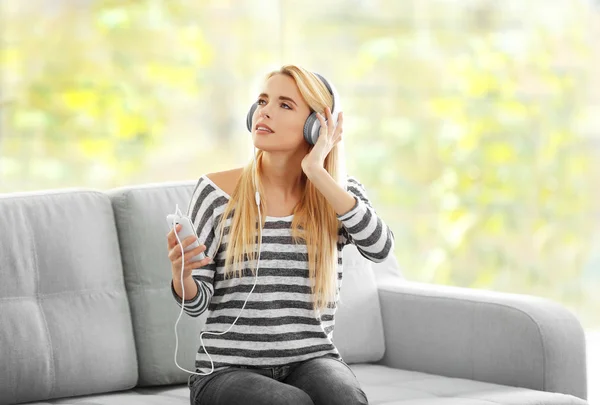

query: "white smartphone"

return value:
[166, 213, 206, 262]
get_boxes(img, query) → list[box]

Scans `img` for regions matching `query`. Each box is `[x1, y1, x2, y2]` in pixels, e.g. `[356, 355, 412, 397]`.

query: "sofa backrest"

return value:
[108, 181, 389, 386]
[107, 181, 203, 386]
[334, 244, 386, 364]
[0, 189, 138, 405]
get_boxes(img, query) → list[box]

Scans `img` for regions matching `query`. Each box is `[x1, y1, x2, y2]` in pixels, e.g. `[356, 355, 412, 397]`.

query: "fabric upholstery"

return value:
[376, 281, 588, 399]
[25, 364, 587, 405]
[335, 244, 386, 363]
[0, 189, 138, 404]
[107, 181, 202, 387]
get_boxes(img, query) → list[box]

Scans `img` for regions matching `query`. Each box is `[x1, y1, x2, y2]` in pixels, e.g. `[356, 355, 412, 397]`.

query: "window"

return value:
[1, 0, 598, 362]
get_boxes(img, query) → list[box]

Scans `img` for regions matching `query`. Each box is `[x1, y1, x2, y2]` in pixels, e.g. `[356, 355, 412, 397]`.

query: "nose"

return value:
[257, 101, 272, 119]
[258, 108, 270, 119]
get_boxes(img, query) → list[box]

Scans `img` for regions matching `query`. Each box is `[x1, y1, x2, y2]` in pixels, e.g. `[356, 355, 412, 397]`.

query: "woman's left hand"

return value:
[301, 107, 343, 174]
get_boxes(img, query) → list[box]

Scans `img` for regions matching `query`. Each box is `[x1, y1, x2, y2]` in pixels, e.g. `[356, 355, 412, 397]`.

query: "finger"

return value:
[183, 245, 208, 262]
[187, 255, 211, 267]
[316, 112, 327, 132]
[195, 244, 208, 253]
[183, 235, 201, 248]
[186, 256, 212, 270]
[168, 245, 183, 262]
[325, 107, 334, 134]
[333, 111, 343, 139]
[166, 224, 182, 249]
[169, 234, 186, 251]
[173, 243, 204, 264]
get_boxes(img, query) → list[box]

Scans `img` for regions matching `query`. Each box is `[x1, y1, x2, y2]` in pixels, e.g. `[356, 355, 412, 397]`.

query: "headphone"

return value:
[245, 72, 341, 145]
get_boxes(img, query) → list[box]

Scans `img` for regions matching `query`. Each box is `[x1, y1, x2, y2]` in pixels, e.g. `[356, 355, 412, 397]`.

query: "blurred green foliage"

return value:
[1, 0, 213, 182]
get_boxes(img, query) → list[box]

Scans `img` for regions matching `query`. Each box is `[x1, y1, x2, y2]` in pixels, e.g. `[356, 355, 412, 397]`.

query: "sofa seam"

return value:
[120, 191, 146, 383]
[107, 181, 196, 195]
[0, 285, 129, 301]
[107, 191, 142, 388]
[28, 210, 56, 399]
[470, 302, 475, 380]
[0, 189, 106, 201]
[379, 287, 547, 391]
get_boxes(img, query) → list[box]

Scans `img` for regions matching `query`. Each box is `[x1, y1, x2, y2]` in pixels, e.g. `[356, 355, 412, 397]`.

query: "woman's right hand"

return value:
[167, 224, 212, 280]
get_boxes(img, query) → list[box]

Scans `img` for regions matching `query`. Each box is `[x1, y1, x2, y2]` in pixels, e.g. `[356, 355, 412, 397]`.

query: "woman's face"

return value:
[251, 74, 312, 153]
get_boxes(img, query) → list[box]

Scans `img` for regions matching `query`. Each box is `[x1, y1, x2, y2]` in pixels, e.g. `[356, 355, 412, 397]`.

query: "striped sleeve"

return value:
[337, 176, 395, 263]
[170, 176, 224, 317]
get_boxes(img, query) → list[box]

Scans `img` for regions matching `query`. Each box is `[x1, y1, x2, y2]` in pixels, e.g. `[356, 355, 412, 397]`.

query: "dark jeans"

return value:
[188, 354, 369, 405]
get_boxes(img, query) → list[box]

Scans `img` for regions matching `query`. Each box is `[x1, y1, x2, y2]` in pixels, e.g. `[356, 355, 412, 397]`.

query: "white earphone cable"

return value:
[173, 155, 262, 376]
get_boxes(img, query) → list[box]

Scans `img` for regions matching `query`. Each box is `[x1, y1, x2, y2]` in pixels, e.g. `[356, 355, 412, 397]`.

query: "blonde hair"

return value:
[215, 65, 345, 313]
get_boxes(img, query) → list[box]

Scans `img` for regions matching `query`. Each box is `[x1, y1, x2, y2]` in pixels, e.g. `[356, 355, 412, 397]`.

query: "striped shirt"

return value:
[171, 173, 394, 374]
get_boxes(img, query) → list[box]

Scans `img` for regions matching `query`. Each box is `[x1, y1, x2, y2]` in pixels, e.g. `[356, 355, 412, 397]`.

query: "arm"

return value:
[170, 176, 221, 317]
[171, 274, 213, 318]
[306, 167, 395, 263]
[172, 275, 199, 301]
[304, 166, 356, 216]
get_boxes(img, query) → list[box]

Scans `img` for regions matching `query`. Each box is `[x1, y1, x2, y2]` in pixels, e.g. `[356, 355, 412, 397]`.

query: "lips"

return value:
[255, 123, 274, 133]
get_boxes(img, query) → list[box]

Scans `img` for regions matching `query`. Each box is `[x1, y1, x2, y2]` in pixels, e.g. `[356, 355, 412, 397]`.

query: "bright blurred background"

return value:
[1, 0, 598, 401]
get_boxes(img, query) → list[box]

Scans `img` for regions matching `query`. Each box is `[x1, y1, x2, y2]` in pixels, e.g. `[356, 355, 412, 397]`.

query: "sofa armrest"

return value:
[375, 280, 587, 400]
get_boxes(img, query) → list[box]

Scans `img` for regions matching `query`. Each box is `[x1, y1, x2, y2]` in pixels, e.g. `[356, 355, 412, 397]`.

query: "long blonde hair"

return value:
[215, 65, 345, 313]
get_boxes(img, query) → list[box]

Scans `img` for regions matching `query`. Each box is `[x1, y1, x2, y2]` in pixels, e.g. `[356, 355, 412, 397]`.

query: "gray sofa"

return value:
[0, 180, 589, 405]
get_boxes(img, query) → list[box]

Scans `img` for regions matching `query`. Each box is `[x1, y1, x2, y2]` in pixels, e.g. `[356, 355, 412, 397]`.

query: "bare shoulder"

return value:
[206, 167, 244, 196]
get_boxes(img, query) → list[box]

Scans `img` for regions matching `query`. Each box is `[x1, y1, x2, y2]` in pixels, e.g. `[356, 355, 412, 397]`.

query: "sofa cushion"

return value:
[107, 180, 203, 387]
[354, 364, 588, 404]
[25, 363, 587, 405]
[335, 244, 387, 364]
[0, 189, 138, 405]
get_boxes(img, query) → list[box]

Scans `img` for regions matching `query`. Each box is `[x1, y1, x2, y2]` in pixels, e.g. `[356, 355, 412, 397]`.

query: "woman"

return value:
[166, 64, 394, 405]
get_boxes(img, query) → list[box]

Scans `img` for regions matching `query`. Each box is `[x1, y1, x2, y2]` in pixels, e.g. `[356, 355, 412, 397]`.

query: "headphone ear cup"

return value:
[303, 112, 320, 145]
[247, 103, 258, 132]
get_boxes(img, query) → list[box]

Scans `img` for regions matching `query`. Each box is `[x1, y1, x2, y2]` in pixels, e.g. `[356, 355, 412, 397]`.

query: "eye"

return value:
[257, 98, 267, 105]
[281, 103, 291, 110]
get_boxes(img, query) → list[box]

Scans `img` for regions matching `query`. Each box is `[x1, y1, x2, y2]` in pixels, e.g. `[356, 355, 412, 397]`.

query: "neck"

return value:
[258, 150, 306, 199]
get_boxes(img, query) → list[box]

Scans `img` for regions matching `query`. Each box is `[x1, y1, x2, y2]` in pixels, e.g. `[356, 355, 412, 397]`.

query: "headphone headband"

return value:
[313, 73, 336, 115]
